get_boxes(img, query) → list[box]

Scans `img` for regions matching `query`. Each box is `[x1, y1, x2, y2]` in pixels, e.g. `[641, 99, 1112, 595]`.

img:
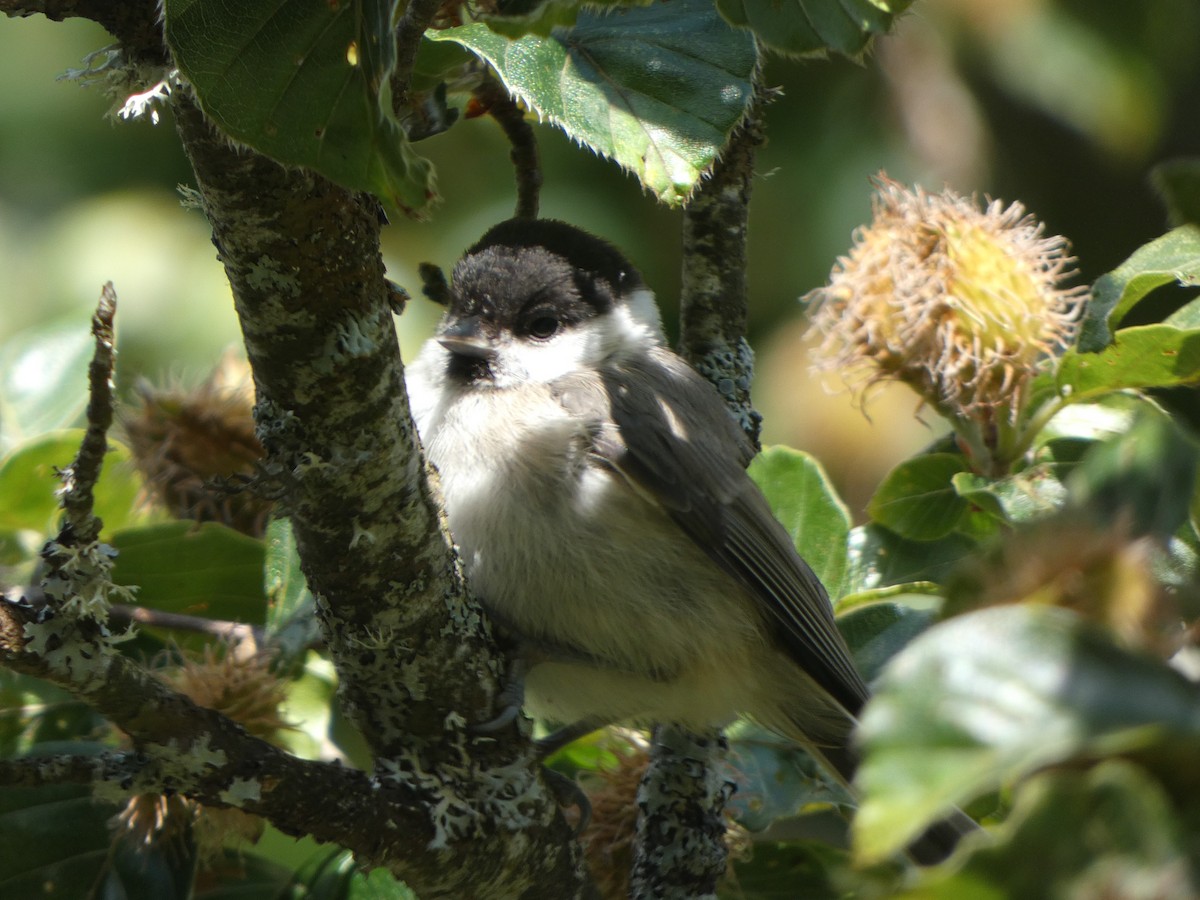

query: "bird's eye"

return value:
[527, 316, 559, 340]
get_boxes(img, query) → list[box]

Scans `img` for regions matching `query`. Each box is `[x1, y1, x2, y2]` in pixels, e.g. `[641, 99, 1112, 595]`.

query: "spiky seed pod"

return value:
[123, 353, 271, 537]
[113, 793, 196, 857]
[113, 644, 292, 860]
[172, 642, 292, 743]
[808, 175, 1087, 427]
[580, 745, 649, 900]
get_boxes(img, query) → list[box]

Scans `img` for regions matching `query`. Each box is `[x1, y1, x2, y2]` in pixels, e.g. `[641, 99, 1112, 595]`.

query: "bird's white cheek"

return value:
[493, 330, 598, 386]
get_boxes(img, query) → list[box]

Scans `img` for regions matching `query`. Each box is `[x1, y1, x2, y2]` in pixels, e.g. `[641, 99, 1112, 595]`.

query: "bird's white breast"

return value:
[405, 344, 764, 727]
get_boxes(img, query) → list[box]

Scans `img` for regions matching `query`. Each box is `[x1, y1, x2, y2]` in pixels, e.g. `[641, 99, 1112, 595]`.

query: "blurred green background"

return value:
[1, 0, 1197, 514]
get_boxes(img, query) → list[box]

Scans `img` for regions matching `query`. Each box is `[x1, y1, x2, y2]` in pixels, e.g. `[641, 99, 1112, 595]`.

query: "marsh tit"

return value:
[405, 219, 974, 862]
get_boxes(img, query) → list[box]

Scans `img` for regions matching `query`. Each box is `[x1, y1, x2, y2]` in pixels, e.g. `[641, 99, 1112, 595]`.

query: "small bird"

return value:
[406, 218, 974, 863]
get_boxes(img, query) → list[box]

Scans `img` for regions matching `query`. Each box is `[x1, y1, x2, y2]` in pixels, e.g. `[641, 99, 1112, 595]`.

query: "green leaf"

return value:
[291, 849, 417, 900]
[0, 672, 108, 756]
[726, 721, 852, 830]
[722, 840, 898, 900]
[107, 829, 199, 900]
[952, 464, 1067, 526]
[854, 605, 1200, 863]
[716, 0, 913, 60]
[1164, 294, 1200, 330]
[0, 319, 93, 455]
[0, 772, 119, 899]
[837, 602, 937, 684]
[0, 433, 146, 541]
[429, 0, 757, 206]
[264, 517, 319, 667]
[277, 654, 338, 761]
[843, 524, 976, 595]
[164, 0, 436, 216]
[906, 762, 1197, 900]
[1151, 157, 1200, 228]
[868, 454, 973, 541]
[1066, 408, 1198, 539]
[1057, 324, 1200, 398]
[111, 522, 267, 634]
[478, 0, 643, 38]
[194, 850, 296, 900]
[1078, 226, 1200, 352]
[749, 446, 852, 597]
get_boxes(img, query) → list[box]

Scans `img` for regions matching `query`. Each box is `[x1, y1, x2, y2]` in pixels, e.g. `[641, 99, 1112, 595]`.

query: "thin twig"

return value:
[108, 603, 263, 648]
[475, 77, 541, 220]
[392, 0, 445, 107]
[59, 283, 117, 546]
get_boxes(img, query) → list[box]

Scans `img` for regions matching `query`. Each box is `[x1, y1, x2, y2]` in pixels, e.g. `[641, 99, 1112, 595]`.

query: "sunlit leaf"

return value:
[843, 524, 976, 595]
[749, 446, 852, 597]
[278, 654, 338, 761]
[855, 605, 1200, 862]
[716, 0, 913, 59]
[1058, 324, 1200, 398]
[292, 848, 418, 899]
[1079, 226, 1200, 352]
[429, 0, 757, 206]
[0, 672, 108, 756]
[0, 319, 92, 455]
[164, 0, 436, 216]
[868, 454, 973, 541]
[952, 464, 1068, 526]
[0, 433, 146, 541]
[1164, 294, 1200, 330]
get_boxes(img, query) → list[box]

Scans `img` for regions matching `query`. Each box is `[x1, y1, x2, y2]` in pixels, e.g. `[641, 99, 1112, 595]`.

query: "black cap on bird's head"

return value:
[433, 219, 661, 386]
[448, 219, 645, 323]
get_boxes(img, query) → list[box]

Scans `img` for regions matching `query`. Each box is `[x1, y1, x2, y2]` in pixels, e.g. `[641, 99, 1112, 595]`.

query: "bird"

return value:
[404, 217, 976, 863]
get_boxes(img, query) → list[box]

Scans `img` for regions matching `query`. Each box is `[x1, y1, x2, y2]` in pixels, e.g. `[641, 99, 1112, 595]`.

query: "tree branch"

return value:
[475, 76, 542, 220]
[108, 603, 263, 647]
[169, 92, 591, 896]
[0, 0, 165, 62]
[631, 728, 734, 898]
[392, 0, 446, 108]
[677, 89, 773, 447]
[58, 283, 116, 547]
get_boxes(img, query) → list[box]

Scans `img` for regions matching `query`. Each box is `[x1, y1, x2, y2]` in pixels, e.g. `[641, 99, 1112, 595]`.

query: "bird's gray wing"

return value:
[552, 348, 869, 716]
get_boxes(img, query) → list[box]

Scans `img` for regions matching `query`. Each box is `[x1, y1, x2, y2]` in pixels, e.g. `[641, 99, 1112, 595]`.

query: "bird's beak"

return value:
[438, 316, 495, 359]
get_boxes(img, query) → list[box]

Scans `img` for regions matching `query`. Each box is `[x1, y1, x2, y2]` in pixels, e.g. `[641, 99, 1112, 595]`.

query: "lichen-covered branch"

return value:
[169, 93, 590, 895]
[58, 283, 116, 546]
[0, 614, 433, 857]
[630, 728, 735, 899]
[676, 89, 772, 447]
[1, 2, 592, 893]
